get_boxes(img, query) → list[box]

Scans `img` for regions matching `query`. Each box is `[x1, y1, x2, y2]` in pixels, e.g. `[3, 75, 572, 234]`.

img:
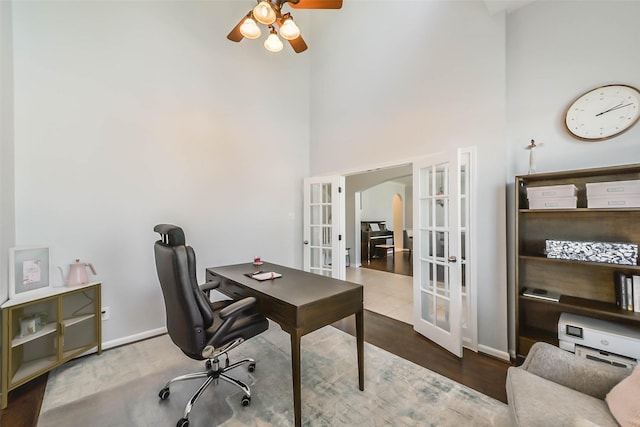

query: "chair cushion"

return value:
[506, 367, 619, 427]
[606, 364, 640, 427]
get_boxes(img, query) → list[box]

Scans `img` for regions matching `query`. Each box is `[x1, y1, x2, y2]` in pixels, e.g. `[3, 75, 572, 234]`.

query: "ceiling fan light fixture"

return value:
[279, 16, 300, 40]
[264, 29, 284, 52]
[239, 17, 261, 39]
[253, 1, 277, 25]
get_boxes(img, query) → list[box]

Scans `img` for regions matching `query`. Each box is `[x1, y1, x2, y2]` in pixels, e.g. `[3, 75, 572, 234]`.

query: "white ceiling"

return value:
[483, 0, 536, 15]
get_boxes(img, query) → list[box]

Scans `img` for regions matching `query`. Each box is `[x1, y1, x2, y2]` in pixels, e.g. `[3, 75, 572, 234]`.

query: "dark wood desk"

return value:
[206, 262, 364, 427]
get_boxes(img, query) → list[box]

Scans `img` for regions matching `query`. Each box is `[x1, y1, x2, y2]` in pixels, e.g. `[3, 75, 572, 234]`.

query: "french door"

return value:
[413, 152, 463, 357]
[303, 176, 345, 279]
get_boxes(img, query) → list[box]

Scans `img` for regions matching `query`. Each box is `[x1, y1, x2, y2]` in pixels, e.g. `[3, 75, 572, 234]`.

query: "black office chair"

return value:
[153, 224, 269, 427]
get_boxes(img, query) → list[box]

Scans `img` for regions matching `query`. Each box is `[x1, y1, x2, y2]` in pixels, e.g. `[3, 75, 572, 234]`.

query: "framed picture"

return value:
[9, 246, 52, 299]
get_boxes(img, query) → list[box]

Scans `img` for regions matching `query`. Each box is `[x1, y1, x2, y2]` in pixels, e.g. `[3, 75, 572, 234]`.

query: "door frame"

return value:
[308, 149, 477, 355]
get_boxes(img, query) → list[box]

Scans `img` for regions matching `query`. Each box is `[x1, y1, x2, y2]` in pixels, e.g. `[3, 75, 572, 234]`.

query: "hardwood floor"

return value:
[362, 249, 413, 276]
[1, 309, 510, 426]
[333, 310, 510, 404]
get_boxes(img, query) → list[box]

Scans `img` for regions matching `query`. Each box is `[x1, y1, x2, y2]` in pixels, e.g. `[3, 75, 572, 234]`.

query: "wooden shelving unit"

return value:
[516, 164, 640, 358]
[1, 282, 101, 409]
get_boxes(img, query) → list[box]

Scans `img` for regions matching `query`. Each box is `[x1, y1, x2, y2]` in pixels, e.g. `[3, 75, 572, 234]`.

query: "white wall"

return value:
[361, 181, 406, 229]
[506, 0, 640, 353]
[1, 0, 15, 305]
[309, 1, 509, 356]
[10, 1, 310, 343]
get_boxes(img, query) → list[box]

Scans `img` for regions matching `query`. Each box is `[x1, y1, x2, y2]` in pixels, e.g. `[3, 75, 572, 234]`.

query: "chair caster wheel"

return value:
[159, 387, 170, 400]
[241, 395, 251, 406]
[248, 362, 256, 372]
[177, 418, 189, 427]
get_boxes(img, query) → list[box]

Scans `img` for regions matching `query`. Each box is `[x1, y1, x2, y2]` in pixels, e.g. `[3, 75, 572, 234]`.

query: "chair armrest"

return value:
[199, 280, 220, 293]
[219, 297, 257, 319]
[521, 342, 631, 399]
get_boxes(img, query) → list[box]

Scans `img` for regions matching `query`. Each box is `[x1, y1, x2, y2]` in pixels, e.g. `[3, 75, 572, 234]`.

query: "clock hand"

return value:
[596, 102, 634, 116]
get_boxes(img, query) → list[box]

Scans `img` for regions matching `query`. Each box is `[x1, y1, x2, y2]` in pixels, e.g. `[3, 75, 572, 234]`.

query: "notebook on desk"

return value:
[245, 271, 282, 281]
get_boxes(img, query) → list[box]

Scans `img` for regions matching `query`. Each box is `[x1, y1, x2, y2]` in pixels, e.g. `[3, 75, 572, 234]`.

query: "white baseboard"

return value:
[478, 344, 510, 361]
[70, 327, 168, 359]
[102, 327, 168, 351]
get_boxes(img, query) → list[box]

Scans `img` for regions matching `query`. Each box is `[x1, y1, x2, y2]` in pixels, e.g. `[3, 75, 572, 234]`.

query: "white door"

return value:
[413, 152, 463, 357]
[303, 176, 345, 279]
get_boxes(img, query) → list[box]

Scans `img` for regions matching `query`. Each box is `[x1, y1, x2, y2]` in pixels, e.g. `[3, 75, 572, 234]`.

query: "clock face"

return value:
[565, 84, 640, 140]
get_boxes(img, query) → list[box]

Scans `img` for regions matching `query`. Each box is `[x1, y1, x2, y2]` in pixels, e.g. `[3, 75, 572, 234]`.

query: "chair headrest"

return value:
[154, 224, 186, 246]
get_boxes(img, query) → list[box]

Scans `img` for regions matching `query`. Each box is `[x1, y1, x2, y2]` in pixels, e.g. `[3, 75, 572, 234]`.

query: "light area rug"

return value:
[38, 322, 509, 426]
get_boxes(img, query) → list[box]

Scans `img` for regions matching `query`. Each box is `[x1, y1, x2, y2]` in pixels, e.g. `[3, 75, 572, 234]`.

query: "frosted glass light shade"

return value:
[239, 18, 261, 39]
[264, 33, 283, 52]
[253, 1, 276, 25]
[279, 18, 300, 40]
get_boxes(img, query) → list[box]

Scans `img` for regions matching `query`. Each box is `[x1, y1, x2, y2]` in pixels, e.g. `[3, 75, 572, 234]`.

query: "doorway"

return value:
[345, 166, 414, 325]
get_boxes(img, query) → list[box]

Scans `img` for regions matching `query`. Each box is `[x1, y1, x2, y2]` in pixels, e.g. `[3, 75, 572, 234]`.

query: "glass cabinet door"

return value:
[61, 287, 100, 360]
[8, 297, 58, 387]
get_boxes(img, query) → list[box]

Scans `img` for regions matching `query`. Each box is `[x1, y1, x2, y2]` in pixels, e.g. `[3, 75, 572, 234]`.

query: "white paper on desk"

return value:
[252, 272, 282, 281]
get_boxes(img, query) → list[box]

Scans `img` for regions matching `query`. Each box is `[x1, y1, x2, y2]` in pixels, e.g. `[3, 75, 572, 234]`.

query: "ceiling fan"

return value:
[227, 0, 343, 53]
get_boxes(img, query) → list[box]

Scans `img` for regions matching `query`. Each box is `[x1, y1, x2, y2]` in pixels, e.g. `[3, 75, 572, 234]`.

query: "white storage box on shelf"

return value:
[526, 184, 578, 199]
[586, 179, 640, 208]
[529, 197, 578, 209]
[527, 184, 578, 209]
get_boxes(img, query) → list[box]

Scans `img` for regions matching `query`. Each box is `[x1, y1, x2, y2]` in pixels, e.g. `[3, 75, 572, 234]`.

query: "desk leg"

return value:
[291, 330, 302, 427]
[356, 308, 365, 391]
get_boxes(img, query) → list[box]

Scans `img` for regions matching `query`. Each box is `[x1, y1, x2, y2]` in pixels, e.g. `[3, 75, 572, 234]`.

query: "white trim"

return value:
[478, 344, 510, 361]
[460, 146, 479, 352]
[102, 327, 168, 350]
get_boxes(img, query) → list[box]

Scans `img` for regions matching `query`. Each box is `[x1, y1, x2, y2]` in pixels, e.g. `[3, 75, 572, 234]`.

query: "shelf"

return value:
[2, 282, 102, 409]
[515, 164, 640, 358]
[64, 314, 95, 327]
[11, 355, 57, 385]
[519, 255, 640, 271]
[11, 323, 57, 347]
[519, 294, 640, 322]
[63, 344, 96, 360]
[520, 208, 640, 213]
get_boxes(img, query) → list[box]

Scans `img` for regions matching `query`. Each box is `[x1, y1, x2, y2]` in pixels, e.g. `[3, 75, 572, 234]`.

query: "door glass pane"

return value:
[322, 183, 331, 203]
[435, 231, 446, 258]
[322, 248, 332, 268]
[420, 167, 432, 198]
[421, 264, 433, 291]
[310, 206, 321, 225]
[421, 291, 434, 323]
[420, 199, 431, 225]
[435, 263, 447, 296]
[436, 295, 450, 331]
[461, 263, 468, 329]
[310, 183, 320, 203]
[322, 205, 331, 225]
[310, 227, 321, 246]
[420, 230, 432, 257]
[435, 198, 447, 228]
[323, 226, 331, 246]
[310, 247, 321, 269]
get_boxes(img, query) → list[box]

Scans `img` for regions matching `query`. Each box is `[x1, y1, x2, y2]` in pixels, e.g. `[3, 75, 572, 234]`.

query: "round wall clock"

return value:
[564, 84, 640, 141]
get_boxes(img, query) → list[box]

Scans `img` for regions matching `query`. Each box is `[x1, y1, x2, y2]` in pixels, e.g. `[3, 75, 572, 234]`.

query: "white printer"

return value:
[558, 313, 640, 368]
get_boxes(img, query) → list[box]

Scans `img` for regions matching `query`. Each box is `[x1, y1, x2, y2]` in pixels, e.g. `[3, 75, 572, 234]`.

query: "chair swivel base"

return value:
[159, 356, 256, 427]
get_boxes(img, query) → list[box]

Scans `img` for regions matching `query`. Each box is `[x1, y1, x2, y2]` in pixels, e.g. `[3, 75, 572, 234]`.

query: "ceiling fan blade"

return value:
[288, 35, 308, 53]
[227, 15, 249, 42]
[288, 0, 342, 9]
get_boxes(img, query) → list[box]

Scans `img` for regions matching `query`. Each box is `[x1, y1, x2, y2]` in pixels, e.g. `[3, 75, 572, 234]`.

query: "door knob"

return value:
[304, 240, 309, 245]
[448, 256, 457, 263]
